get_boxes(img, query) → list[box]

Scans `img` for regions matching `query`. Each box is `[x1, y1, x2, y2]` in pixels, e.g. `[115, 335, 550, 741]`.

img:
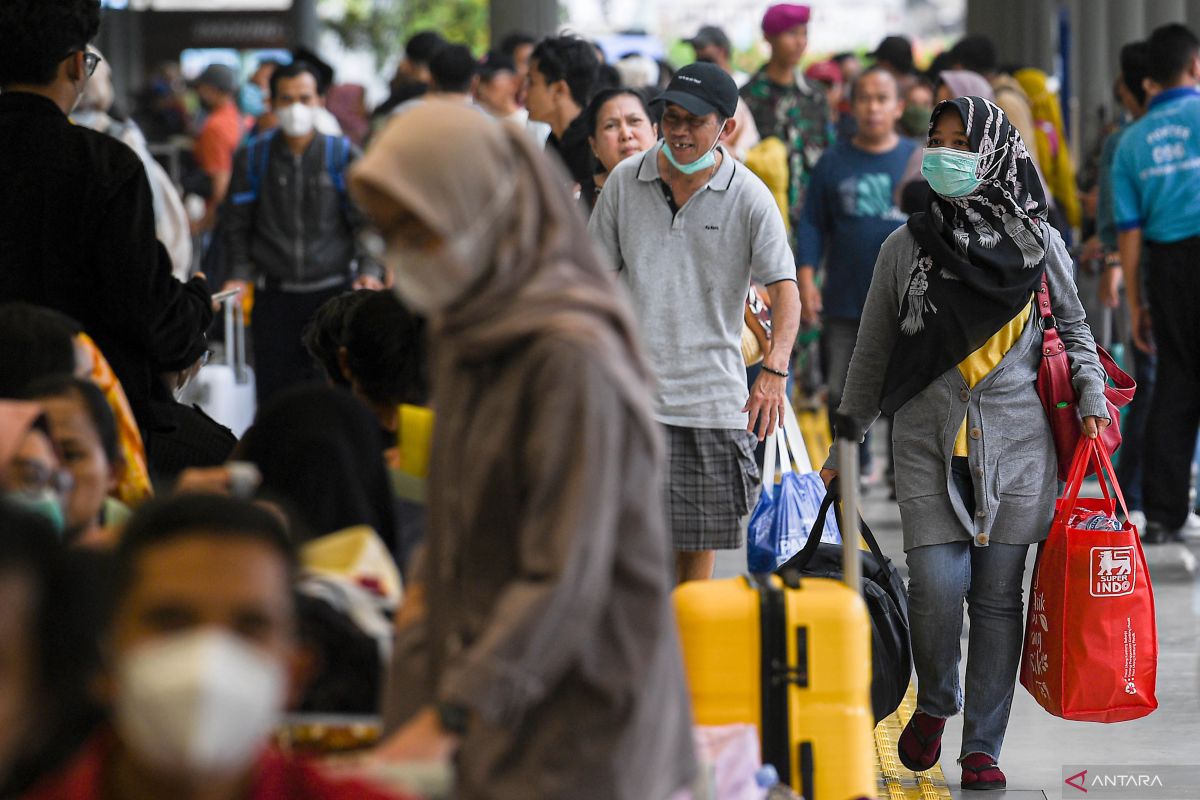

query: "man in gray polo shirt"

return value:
[589, 62, 800, 582]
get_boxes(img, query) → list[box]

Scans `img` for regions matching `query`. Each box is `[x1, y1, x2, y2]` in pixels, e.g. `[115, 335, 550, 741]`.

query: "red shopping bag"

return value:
[1019, 437, 1158, 722]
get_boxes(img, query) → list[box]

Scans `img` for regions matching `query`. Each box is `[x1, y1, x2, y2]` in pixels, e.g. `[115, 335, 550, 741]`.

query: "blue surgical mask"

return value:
[663, 120, 727, 175]
[6, 490, 65, 536]
[921, 146, 984, 198]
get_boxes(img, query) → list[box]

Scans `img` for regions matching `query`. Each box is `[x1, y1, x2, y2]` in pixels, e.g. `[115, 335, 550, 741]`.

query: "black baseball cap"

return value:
[653, 61, 738, 118]
[687, 25, 732, 54]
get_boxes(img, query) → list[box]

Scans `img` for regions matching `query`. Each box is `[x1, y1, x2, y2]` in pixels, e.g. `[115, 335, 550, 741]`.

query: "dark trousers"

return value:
[822, 317, 873, 470]
[251, 284, 348, 407]
[1116, 345, 1156, 511]
[1142, 238, 1200, 530]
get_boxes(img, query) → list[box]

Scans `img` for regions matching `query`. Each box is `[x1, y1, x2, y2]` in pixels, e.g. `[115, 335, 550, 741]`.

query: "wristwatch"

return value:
[437, 702, 469, 735]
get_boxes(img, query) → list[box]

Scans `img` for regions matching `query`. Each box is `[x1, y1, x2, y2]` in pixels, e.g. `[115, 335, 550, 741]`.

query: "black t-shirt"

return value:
[545, 112, 596, 188]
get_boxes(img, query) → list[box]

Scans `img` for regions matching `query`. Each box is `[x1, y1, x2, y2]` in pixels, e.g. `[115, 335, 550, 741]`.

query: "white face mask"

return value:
[383, 181, 516, 316]
[384, 240, 476, 315]
[277, 102, 315, 138]
[114, 629, 287, 778]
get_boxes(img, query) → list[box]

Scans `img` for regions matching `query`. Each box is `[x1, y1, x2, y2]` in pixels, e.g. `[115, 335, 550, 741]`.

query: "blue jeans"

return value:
[906, 536, 1030, 761]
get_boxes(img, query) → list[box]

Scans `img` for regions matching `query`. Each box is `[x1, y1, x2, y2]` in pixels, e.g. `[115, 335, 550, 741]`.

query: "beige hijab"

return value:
[349, 101, 657, 440]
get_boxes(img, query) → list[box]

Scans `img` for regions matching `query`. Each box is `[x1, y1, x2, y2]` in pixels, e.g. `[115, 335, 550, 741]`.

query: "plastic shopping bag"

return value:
[746, 404, 840, 573]
[1019, 437, 1158, 722]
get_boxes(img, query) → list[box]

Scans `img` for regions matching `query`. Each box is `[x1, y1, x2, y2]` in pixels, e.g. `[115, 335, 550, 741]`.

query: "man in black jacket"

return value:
[223, 61, 384, 405]
[0, 0, 213, 449]
[525, 36, 600, 190]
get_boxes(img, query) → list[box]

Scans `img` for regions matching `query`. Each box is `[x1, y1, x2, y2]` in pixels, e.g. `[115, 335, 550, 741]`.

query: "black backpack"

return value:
[778, 490, 912, 724]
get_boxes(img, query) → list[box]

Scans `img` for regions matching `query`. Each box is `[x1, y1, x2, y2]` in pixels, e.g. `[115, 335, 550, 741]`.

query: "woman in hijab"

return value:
[822, 97, 1108, 790]
[1015, 68, 1081, 230]
[347, 100, 695, 800]
[896, 70, 996, 212]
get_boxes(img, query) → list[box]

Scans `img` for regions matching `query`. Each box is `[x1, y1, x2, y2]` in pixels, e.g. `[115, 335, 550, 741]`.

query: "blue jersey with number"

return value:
[1112, 87, 1200, 244]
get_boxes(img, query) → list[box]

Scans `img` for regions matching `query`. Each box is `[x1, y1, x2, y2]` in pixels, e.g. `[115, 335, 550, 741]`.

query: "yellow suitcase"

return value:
[674, 572, 876, 800]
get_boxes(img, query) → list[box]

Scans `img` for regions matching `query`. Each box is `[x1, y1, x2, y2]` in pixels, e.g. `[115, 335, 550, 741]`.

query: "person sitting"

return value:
[338, 292, 428, 437]
[0, 503, 108, 798]
[0, 401, 69, 535]
[23, 493, 414, 800]
[24, 376, 127, 546]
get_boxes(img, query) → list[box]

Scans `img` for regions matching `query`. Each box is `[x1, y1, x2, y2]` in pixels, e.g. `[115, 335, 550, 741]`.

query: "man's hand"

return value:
[799, 280, 822, 325]
[1082, 415, 1111, 439]
[1130, 304, 1155, 354]
[1099, 260, 1122, 308]
[372, 706, 458, 764]
[353, 274, 386, 291]
[819, 467, 837, 489]
[745, 369, 788, 441]
[218, 279, 252, 310]
[797, 266, 821, 326]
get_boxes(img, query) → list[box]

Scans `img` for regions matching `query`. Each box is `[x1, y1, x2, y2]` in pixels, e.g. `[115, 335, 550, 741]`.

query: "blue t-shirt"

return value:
[1112, 87, 1200, 244]
[795, 137, 916, 320]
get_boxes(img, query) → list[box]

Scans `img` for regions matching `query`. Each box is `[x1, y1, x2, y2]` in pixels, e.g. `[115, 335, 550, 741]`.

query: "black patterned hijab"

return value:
[879, 96, 1049, 416]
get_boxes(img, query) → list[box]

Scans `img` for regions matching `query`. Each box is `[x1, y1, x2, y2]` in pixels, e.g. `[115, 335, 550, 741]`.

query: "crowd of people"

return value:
[2, 0, 1200, 797]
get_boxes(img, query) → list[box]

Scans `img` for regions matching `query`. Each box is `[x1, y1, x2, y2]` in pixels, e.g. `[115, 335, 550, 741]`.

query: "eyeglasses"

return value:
[10, 459, 73, 497]
[64, 49, 101, 77]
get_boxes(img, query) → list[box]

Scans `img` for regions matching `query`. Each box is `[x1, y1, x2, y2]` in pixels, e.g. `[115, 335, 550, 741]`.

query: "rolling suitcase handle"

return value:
[833, 412, 861, 592]
[214, 288, 250, 385]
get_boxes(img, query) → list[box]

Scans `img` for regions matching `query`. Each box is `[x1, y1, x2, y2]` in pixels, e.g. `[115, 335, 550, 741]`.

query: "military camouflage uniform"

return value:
[740, 69, 834, 243]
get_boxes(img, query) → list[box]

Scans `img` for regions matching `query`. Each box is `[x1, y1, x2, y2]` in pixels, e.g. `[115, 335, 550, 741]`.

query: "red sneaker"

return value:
[961, 752, 1006, 791]
[897, 711, 945, 772]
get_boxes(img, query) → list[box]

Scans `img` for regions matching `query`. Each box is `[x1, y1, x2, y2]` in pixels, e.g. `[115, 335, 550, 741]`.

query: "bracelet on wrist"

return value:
[762, 365, 789, 378]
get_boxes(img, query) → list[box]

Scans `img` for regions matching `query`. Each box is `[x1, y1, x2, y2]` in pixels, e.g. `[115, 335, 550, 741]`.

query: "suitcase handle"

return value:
[780, 487, 889, 584]
[218, 290, 250, 385]
[836, 412, 862, 592]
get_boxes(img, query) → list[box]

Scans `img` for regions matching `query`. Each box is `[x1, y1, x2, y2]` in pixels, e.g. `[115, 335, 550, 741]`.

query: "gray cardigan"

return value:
[825, 224, 1108, 551]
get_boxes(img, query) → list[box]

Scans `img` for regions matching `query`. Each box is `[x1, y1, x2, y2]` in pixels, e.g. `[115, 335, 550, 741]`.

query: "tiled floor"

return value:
[713, 477, 1200, 800]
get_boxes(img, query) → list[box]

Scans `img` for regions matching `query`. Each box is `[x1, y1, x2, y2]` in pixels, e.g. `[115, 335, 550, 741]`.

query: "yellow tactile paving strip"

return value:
[876, 687, 954, 800]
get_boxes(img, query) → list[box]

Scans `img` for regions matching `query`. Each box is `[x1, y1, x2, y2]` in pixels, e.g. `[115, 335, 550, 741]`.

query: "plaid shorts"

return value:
[663, 425, 761, 551]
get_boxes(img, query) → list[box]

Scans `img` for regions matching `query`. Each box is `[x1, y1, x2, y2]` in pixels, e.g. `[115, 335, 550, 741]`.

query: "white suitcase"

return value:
[180, 292, 256, 438]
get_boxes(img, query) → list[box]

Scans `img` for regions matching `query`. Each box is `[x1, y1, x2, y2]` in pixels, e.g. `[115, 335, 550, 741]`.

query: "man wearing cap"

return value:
[740, 3, 834, 241]
[191, 63, 247, 234]
[589, 62, 800, 583]
[688, 24, 761, 160]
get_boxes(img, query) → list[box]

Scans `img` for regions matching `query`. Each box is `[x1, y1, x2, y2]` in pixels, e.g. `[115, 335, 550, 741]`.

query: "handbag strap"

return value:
[781, 487, 890, 576]
[761, 405, 813, 496]
[1060, 437, 1131, 522]
[1098, 346, 1137, 407]
[1042, 276, 1137, 409]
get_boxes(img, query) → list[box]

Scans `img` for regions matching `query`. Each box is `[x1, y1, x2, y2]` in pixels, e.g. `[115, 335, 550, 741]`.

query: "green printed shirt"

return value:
[739, 68, 834, 230]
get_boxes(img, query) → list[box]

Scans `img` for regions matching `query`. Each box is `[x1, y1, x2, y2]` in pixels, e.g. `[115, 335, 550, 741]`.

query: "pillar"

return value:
[292, 0, 320, 51]
[1108, 0, 1146, 70]
[1024, 0, 1057, 72]
[490, 0, 559, 45]
[1077, 0, 1111, 154]
[1144, 0, 1187, 31]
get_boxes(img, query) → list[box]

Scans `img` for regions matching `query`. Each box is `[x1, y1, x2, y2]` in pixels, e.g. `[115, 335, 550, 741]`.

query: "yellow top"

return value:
[954, 300, 1033, 456]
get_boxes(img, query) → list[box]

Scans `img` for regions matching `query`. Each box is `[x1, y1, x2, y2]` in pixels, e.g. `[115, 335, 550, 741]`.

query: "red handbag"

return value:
[1019, 437, 1158, 722]
[1035, 277, 1135, 481]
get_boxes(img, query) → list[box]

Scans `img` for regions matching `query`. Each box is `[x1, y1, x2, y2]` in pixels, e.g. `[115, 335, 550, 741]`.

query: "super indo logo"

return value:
[1091, 547, 1135, 597]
